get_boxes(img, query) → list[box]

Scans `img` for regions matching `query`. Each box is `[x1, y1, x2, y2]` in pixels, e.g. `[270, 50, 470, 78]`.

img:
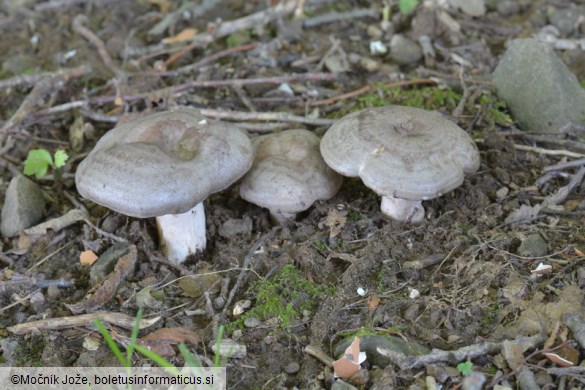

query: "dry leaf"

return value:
[66, 245, 137, 314]
[544, 350, 576, 367]
[367, 295, 380, 310]
[544, 343, 579, 367]
[324, 209, 347, 239]
[502, 340, 525, 370]
[162, 28, 198, 44]
[139, 327, 200, 357]
[80, 250, 98, 266]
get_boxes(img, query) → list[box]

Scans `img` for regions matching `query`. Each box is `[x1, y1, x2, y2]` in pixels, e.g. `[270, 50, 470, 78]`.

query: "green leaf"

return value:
[23, 149, 54, 179]
[399, 0, 419, 14]
[53, 150, 69, 168]
[457, 360, 473, 376]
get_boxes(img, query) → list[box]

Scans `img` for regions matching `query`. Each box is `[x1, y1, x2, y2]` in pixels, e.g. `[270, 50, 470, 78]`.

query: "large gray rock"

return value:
[1, 175, 45, 237]
[493, 38, 585, 133]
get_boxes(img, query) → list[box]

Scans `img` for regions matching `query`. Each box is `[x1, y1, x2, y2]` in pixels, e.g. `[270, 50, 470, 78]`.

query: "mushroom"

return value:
[75, 108, 253, 263]
[320, 106, 480, 223]
[240, 129, 342, 223]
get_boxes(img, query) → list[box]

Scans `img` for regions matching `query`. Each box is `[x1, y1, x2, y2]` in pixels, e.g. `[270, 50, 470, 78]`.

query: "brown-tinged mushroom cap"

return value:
[75, 108, 253, 263]
[75, 108, 253, 218]
[240, 129, 342, 223]
[320, 106, 479, 222]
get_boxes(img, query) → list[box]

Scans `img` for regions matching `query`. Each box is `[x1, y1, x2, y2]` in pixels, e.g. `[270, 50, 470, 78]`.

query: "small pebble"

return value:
[244, 317, 262, 328]
[46, 285, 61, 300]
[349, 369, 369, 386]
[359, 57, 381, 72]
[284, 362, 300, 374]
[366, 25, 383, 39]
[233, 299, 252, 316]
[232, 329, 243, 340]
[496, 187, 509, 199]
[214, 296, 225, 309]
[30, 291, 46, 313]
[211, 338, 247, 359]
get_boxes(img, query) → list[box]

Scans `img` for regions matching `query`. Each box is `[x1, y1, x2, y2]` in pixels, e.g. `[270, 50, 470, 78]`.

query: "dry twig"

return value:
[8, 312, 161, 335]
[307, 79, 436, 107]
[199, 108, 334, 126]
[0, 65, 91, 90]
[126, 0, 301, 58]
[378, 333, 546, 370]
[72, 15, 122, 77]
[514, 144, 585, 159]
[222, 231, 274, 317]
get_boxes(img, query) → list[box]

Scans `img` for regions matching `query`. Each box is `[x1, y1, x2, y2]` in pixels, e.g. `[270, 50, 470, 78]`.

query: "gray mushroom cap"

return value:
[320, 105, 480, 201]
[240, 129, 342, 216]
[76, 108, 253, 218]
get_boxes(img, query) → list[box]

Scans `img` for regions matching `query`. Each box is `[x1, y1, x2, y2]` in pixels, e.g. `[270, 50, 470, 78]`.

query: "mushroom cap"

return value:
[75, 108, 253, 218]
[240, 129, 342, 214]
[320, 106, 480, 201]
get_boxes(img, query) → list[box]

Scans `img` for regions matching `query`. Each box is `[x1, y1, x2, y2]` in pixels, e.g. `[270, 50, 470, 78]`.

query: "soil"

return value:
[1, 0, 585, 389]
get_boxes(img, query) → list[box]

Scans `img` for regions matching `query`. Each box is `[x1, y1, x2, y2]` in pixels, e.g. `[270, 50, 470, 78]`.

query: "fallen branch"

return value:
[377, 333, 546, 370]
[304, 344, 336, 367]
[165, 43, 258, 74]
[0, 66, 91, 144]
[513, 144, 585, 159]
[307, 79, 436, 107]
[222, 231, 274, 317]
[126, 0, 301, 58]
[0, 65, 91, 91]
[543, 158, 585, 172]
[72, 15, 122, 78]
[8, 312, 161, 335]
[199, 108, 334, 126]
[303, 8, 379, 28]
[90, 72, 336, 105]
[505, 166, 585, 224]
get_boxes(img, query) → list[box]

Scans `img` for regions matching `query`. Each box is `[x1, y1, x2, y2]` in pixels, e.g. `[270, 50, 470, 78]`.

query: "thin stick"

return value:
[0, 290, 41, 315]
[304, 345, 335, 367]
[513, 144, 585, 158]
[72, 15, 122, 77]
[186, 0, 300, 48]
[378, 333, 546, 370]
[90, 72, 336, 105]
[307, 79, 436, 107]
[303, 8, 379, 28]
[199, 108, 334, 126]
[28, 242, 75, 272]
[0, 80, 44, 132]
[543, 165, 585, 206]
[222, 231, 273, 317]
[126, 0, 300, 58]
[543, 158, 585, 172]
[166, 43, 257, 74]
[0, 65, 91, 90]
[7, 312, 161, 335]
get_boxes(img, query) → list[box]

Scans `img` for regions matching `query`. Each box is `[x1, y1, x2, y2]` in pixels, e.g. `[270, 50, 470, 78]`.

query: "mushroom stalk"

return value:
[380, 196, 425, 224]
[269, 210, 297, 225]
[156, 202, 206, 263]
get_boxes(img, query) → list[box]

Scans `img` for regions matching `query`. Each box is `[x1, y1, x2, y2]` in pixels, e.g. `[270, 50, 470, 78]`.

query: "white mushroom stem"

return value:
[380, 196, 425, 224]
[269, 210, 297, 225]
[156, 202, 206, 263]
